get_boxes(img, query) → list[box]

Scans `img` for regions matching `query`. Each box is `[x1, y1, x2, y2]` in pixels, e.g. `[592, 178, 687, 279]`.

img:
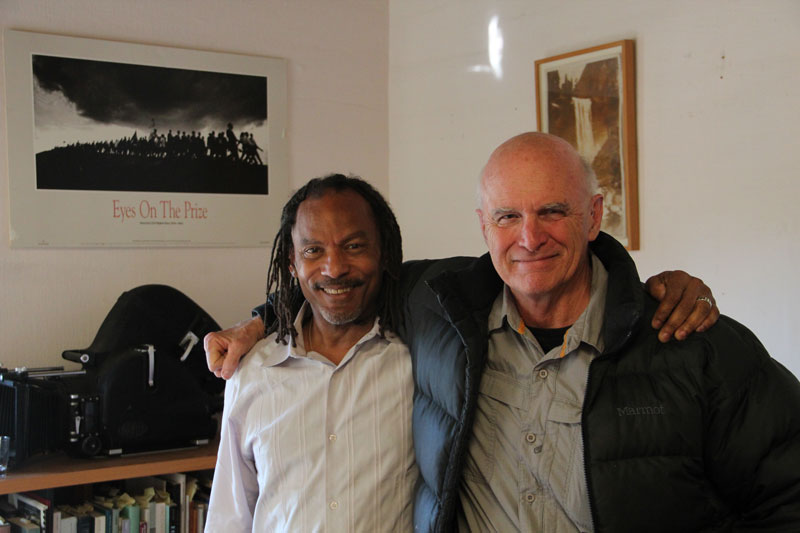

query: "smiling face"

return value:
[477, 133, 603, 319]
[290, 189, 383, 330]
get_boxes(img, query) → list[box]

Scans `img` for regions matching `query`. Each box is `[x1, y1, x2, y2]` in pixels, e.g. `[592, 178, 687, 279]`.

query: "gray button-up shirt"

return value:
[458, 254, 608, 532]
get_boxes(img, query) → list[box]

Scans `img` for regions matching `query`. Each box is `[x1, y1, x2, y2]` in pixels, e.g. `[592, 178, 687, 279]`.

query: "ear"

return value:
[476, 208, 489, 242]
[587, 194, 604, 241]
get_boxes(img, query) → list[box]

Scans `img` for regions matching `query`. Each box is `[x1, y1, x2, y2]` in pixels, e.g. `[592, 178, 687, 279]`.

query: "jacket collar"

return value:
[589, 232, 645, 354]
[425, 232, 644, 354]
[425, 252, 503, 328]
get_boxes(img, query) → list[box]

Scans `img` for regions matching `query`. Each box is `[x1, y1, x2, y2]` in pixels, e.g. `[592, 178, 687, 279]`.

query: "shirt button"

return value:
[525, 433, 536, 444]
[329, 500, 338, 510]
[525, 493, 536, 503]
[328, 434, 337, 442]
[538, 369, 549, 380]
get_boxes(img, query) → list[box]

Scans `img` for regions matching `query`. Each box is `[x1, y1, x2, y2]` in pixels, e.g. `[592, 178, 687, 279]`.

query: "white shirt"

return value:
[206, 305, 417, 532]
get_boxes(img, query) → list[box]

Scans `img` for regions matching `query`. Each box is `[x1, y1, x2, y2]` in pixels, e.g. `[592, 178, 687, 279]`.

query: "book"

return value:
[89, 510, 104, 533]
[185, 506, 194, 533]
[8, 494, 46, 532]
[189, 483, 208, 533]
[22, 492, 55, 533]
[152, 502, 165, 533]
[158, 474, 185, 533]
[137, 503, 149, 533]
[50, 508, 61, 533]
[73, 514, 92, 533]
[7, 516, 40, 532]
[118, 506, 139, 533]
[118, 494, 150, 533]
[55, 508, 76, 533]
[193, 504, 205, 533]
[90, 503, 116, 533]
[165, 504, 177, 533]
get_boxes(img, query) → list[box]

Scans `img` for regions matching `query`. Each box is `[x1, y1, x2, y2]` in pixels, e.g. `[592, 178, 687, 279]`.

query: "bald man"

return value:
[399, 132, 799, 531]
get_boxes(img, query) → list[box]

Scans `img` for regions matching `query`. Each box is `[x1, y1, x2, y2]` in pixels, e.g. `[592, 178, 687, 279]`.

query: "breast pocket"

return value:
[463, 368, 526, 484]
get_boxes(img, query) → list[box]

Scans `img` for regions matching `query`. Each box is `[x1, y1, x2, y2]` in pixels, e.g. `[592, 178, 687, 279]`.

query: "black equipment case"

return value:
[0, 285, 225, 465]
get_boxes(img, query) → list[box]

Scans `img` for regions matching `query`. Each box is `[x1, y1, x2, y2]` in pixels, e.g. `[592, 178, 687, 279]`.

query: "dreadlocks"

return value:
[265, 173, 403, 345]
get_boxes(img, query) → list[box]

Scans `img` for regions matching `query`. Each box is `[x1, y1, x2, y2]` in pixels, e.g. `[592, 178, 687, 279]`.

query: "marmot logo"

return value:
[616, 405, 665, 416]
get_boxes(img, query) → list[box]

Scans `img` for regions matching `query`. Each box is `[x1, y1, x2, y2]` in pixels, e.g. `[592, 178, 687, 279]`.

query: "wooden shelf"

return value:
[0, 440, 218, 495]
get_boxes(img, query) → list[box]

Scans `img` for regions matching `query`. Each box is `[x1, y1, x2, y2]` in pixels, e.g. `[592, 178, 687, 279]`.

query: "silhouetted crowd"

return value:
[52, 123, 265, 165]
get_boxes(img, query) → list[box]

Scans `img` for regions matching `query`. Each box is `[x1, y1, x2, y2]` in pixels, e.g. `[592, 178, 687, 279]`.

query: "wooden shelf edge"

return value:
[0, 441, 218, 495]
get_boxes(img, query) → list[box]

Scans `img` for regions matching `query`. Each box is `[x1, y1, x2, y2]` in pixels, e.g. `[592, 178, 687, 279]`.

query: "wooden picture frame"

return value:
[535, 40, 639, 250]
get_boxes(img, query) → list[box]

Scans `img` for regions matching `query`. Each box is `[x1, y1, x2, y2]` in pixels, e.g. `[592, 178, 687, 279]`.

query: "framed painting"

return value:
[4, 30, 288, 247]
[535, 39, 639, 250]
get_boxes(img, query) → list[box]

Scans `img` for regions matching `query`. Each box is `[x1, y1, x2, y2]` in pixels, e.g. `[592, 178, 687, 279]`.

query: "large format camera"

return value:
[0, 285, 225, 467]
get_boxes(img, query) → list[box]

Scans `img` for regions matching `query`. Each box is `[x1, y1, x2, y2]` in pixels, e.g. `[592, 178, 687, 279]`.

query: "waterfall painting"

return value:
[535, 40, 639, 250]
[4, 30, 288, 248]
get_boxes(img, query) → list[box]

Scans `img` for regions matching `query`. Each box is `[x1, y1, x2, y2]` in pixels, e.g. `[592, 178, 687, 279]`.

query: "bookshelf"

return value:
[0, 440, 217, 495]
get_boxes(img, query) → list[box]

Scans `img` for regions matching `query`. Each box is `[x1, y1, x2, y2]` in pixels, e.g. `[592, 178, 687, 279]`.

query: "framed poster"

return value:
[535, 40, 639, 250]
[4, 30, 288, 247]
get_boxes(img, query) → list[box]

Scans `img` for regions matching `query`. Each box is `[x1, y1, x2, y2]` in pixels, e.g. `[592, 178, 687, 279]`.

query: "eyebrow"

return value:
[490, 202, 570, 217]
[298, 230, 370, 246]
[490, 207, 517, 217]
[538, 202, 570, 213]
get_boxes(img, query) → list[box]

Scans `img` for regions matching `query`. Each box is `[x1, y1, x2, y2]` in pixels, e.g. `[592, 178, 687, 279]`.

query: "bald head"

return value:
[478, 132, 598, 208]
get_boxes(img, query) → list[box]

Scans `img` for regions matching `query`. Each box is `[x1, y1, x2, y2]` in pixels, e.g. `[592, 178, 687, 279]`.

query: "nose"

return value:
[517, 215, 547, 252]
[321, 248, 350, 279]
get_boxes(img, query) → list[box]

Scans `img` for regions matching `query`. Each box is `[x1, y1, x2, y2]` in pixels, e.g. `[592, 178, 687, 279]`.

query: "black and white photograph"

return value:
[5, 30, 288, 247]
[34, 55, 270, 195]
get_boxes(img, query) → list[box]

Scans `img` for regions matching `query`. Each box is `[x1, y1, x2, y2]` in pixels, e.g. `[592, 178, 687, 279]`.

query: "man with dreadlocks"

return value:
[206, 174, 415, 532]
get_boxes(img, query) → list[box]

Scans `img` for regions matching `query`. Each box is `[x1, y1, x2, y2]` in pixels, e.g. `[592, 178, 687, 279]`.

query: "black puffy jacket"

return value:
[399, 232, 800, 532]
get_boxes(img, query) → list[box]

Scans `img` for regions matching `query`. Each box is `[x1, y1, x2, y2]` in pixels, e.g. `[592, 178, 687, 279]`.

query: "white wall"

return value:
[389, 0, 800, 377]
[0, 0, 388, 369]
[3, 0, 799, 380]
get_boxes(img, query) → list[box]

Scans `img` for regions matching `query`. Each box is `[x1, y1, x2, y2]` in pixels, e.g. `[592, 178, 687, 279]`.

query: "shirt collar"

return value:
[488, 252, 609, 355]
[259, 302, 387, 368]
[488, 284, 523, 334]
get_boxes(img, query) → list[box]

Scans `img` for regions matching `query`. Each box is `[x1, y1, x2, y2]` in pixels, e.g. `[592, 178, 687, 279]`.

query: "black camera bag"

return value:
[61, 284, 225, 457]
